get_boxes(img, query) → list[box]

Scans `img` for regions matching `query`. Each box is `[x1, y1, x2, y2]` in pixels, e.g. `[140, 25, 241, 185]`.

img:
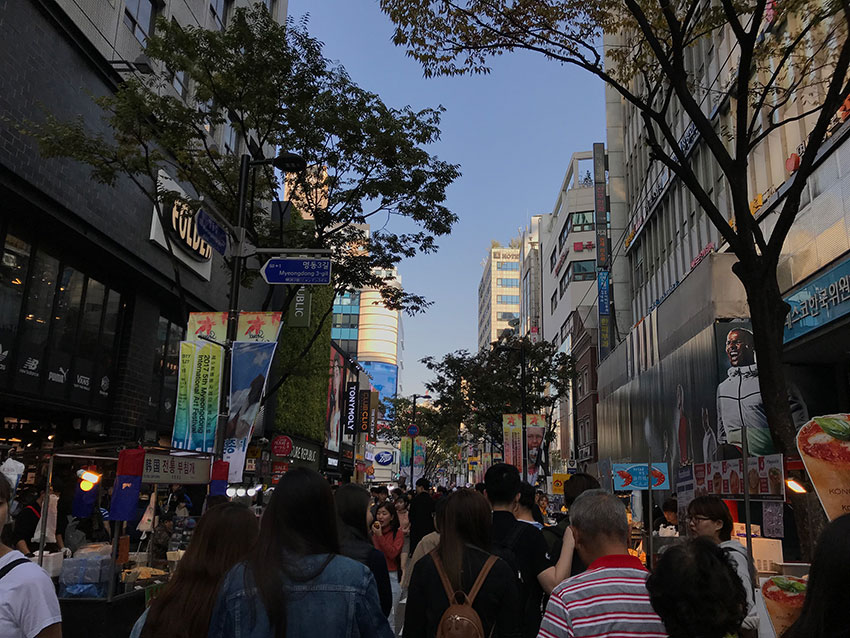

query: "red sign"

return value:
[573, 241, 595, 252]
[272, 435, 293, 457]
[271, 461, 290, 484]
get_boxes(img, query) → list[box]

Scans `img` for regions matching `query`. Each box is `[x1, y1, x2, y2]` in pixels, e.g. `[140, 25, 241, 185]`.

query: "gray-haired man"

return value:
[537, 490, 667, 638]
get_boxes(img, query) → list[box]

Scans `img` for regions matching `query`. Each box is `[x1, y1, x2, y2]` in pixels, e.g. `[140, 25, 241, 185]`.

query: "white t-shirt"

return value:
[0, 550, 62, 638]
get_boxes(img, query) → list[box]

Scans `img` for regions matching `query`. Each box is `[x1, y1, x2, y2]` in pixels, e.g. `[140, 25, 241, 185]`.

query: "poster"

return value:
[400, 436, 412, 467]
[692, 454, 785, 501]
[236, 311, 282, 343]
[172, 341, 225, 452]
[797, 414, 850, 520]
[325, 348, 345, 453]
[223, 341, 277, 482]
[552, 473, 570, 495]
[501, 414, 545, 483]
[413, 436, 426, 483]
[761, 576, 807, 636]
[612, 462, 670, 491]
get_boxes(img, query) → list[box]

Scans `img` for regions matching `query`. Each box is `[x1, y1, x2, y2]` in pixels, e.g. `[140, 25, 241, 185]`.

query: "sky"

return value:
[286, 0, 607, 395]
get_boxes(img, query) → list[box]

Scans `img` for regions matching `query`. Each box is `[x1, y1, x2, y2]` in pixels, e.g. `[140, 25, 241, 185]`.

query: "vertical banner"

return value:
[526, 414, 545, 485]
[286, 286, 312, 328]
[358, 390, 371, 433]
[400, 437, 412, 467]
[502, 414, 520, 469]
[223, 341, 277, 482]
[344, 382, 359, 437]
[236, 311, 283, 343]
[369, 391, 380, 442]
[414, 436, 426, 484]
[172, 341, 225, 452]
[187, 312, 229, 341]
[593, 142, 612, 361]
[326, 349, 345, 454]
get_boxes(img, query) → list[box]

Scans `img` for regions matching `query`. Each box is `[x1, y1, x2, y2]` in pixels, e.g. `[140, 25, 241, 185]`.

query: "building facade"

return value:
[1, 1, 285, 457]
[477, 244, 521, 351]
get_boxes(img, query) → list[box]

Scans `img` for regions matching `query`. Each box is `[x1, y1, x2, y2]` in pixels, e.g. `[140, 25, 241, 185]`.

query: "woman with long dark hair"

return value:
[130, 502, 258, 638]
[372, 500, 405, 631]
[783, 513, 850, 638]
[403, 489, 521, 638]
[209, 468, 392, 638]
[335, 483, 393, 616]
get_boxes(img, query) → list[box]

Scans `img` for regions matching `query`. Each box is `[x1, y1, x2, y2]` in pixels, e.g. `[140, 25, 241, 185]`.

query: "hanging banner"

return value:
[236, 311, 282, 343]
[502, 414, 522, 470]
[797, 414, 850, 520]
[172, 341, 225, 452]
[501, 414, 546, 483]
[326, 348, 345, 453]
[187, 312, 229, 342]
[223, 341, 277, 482]
[400, 437, 412, 467]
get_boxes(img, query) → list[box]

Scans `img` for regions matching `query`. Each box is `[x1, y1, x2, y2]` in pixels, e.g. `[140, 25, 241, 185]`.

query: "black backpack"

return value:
[491, 522, 525, 586]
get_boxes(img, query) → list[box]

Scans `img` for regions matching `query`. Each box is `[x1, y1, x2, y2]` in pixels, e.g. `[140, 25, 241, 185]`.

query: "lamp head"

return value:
[272, 152, 307, 173]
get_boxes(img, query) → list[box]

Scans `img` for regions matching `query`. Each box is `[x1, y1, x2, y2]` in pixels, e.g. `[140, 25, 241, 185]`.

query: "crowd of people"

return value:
[1, 465, 849, 637]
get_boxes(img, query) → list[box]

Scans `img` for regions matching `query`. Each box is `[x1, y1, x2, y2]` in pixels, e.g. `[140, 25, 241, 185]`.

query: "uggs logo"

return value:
[168, 202, 212, 262]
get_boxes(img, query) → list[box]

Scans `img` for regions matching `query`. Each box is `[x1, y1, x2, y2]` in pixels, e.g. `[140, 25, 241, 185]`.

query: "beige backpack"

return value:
[430, 550, 498, 638]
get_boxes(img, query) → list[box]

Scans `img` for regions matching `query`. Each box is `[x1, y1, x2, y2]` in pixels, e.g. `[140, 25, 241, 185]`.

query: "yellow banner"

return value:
[187, 312, 229, 341]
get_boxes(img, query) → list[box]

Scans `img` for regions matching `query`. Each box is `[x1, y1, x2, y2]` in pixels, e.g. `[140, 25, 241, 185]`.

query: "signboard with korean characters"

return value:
[142, 454, 211, 484]
[784, 255, 850, 343]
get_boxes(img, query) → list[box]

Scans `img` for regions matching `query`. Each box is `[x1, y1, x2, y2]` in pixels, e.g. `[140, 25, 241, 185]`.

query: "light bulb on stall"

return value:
[226, 487, 237, 497]
[246, 488, 257, 497]
[236, 488, 247, 497]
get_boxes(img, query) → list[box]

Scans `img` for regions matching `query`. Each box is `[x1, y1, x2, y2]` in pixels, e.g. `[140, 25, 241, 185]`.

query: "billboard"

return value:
[325, 348, 345, 453]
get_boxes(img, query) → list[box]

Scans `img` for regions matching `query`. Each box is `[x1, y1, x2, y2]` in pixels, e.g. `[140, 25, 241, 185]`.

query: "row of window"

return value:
[149, 316, 184, 425]
[332, 313, 359, 329]
[551, 212, 607, 271]
[496, 278, 519, 288]
[496, 312, 519, 321]
[331, 327, 359, 341]
[496, 295, 520, 305]
[496, 261, 519, 271]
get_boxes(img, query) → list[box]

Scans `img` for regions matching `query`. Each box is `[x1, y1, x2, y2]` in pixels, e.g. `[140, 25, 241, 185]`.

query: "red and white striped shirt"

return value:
[537, 554, 668, 638]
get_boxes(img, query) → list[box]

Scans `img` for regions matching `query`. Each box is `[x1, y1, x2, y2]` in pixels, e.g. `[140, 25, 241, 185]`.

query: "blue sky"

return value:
[287, 0, 607, 395]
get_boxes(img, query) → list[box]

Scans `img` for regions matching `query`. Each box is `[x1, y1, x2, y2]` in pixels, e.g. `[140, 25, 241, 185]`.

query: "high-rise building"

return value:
[0, 1, 285, 448]
[477, 243, 521, 351]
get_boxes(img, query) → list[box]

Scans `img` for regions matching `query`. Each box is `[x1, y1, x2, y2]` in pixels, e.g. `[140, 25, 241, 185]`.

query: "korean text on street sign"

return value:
[195, 209, 228, 256]
[261, 257, 332, 285]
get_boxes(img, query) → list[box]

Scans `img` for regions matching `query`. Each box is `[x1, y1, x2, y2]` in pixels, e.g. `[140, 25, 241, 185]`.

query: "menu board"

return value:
[693, 454, 784, 501]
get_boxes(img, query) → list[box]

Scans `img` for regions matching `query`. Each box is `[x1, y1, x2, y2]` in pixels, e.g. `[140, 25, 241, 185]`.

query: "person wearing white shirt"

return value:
[0, 473, 62, 638]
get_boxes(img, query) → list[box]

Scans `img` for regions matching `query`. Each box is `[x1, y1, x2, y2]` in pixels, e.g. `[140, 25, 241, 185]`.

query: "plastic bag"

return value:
[136, 496, 156, 533]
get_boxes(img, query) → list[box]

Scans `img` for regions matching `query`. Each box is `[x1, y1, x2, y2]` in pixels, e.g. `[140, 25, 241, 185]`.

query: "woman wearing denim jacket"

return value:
[208, 468, 392, 638]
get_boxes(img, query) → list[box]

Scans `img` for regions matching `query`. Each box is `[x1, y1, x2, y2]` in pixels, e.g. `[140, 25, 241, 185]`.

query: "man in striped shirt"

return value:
[538, 490, 668, 638]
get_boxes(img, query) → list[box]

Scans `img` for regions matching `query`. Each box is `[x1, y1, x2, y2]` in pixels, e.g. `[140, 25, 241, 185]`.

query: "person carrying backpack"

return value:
[484, 465, 574, 638]
[403, 489, 520, 638]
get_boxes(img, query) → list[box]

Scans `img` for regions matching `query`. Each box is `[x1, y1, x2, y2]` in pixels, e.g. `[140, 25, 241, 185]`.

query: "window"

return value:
[560, 319, 569, 344]
[496, 295, 519, 305]
[171, 70, 188, 98]
[549, 249, 558, 272]
[496, 261, 519, 271]
[124, 0, 155, 44]
[550, 292, 558, 314]
[210, 0, 229, 31]
[568, 211, 595, 233]
[567, 260, 596, 283]
[559, 272, 569, 297]
[223, 121, 239, 155]
[497, 312, 519, 321]
[0, 233, 31, 357]
[496, 278, 519, 288]
[150, 316, 184, 423]
[558, 218, 570, 250]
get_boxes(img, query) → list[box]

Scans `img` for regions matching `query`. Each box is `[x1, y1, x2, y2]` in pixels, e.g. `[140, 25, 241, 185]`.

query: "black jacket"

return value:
[403, 546, 521, 638]
[408, 492, 435, 554]
[338, 523, 393, 617]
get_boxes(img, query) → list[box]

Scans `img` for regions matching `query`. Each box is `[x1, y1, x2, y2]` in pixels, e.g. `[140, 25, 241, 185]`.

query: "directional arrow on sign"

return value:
[260, 257, 332, 285]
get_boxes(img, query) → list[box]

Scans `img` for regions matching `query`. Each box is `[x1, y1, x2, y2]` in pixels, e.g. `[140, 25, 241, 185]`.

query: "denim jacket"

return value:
[208, 553, 393, 638]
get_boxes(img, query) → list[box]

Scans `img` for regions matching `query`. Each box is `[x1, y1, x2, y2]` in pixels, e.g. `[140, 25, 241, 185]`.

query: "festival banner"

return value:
[172, 341, 225, 452]
[400, 436, 412, 467]
[236, 311, 283, 343]
[797, 414, 850, 520]
[223, 341, 277, 482]
[414, 436, 426, 471]
[187, 312, 229, 341]
[501, 414, 546, 481]
[502, 414, 521, 469]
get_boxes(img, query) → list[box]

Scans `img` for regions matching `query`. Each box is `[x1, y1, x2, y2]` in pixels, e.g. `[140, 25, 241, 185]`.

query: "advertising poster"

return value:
[501, 414, 545, 481]
[502, 415, 519, 469]
[172, 341, 224, 453]
[187, 312, 229, 342]
[761, 576, 807, 636]
[692, 454, 784, 501]
[413, 435, 426, 475]
[236, 311, 282, 343]
[797, 414, 850, 520]
[612, 462, 670, 491]
[223, 341, 277, 482]
[325, 348, 345, 453]
[400, 436, 412, 467]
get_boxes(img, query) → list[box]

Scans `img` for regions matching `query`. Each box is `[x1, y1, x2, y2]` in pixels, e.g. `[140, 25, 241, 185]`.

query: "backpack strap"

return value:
[25, 505, 41, 519]
[429, 550, 456, 602]
[466, 555, 498, 606]
[0, 558, 31, 581]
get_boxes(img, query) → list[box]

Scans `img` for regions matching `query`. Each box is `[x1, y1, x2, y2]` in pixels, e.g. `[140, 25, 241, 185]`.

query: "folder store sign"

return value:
[172, 312, 282, 482]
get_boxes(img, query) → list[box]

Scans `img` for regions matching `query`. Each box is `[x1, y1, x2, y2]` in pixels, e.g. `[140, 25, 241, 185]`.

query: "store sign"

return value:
[573, 241, 595, 252]
[784, 256, 850, 343]
[272, 435, 293, 457]
[612, 462, 670, 491]
[167, 201, 212, 262]
[142, 454, 211, 484]
[690, 242, 716, 271]
[344, 382, 359, 435]
[286, 286, 312, 328]
[375, 450, 394, 466]
[327, 456, 339, 468]
[358, 390, 371, 433]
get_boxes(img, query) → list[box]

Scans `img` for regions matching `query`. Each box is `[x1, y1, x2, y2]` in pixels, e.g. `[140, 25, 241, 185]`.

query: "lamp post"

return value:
[214, 151, 307, 457]
[410, 393, 431, 487]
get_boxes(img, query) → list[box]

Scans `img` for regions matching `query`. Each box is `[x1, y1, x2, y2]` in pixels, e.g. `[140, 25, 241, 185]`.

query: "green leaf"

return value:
[772, 577, 807, 594]
[815, 417, 850, 441]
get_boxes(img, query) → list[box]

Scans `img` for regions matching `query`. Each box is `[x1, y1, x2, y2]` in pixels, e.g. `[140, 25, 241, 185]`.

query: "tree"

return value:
[381, 0, 848, 549]
[421, 336, 575, 460]
[21, 6, 460, 396]
[385, 396, 460, 483]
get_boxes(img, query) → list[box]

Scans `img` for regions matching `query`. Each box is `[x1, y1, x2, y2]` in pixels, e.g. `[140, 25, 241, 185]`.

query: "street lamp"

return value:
[410, 393, 431, 487]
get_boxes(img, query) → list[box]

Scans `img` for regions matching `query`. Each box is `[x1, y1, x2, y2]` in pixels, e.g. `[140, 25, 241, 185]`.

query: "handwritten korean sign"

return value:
[142, 453, 211, 484]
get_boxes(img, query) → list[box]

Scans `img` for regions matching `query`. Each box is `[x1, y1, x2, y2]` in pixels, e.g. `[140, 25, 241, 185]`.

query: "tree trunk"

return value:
[733, 257, 827, 560]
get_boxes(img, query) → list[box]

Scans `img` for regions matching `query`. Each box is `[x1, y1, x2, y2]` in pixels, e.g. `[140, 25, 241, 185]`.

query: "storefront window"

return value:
[78, 278, 105, 354]
[0, 233, 30, 382]
[19, 250, 59, 347]
[50, 266, 84, 353]
[98, 290, 121, 372]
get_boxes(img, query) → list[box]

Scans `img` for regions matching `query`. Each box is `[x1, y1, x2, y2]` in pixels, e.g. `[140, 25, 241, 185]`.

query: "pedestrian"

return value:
[335, 483, 393, 617]
[209, 468, 392, 637]
[537, 494, 549, 523]
[542, 473, 600, 576]
[652, 497, 678, 532]
[372, 501, 405, 630]
[12, 486, 49, 555]
[408, 478, 435, 555]
[403, 489, 521, 638]
[538, 489, 667, 638]
[149, 511, 174, 566]
[0, 473, 62, 638]
[782, 513, 850, 638]
[516, 482, 545, 530]
[645, 537, 748, 638]
[484, 463, 574, 638]
[394, 494, 411, 575]
[131, 502, 258, 638]
[687, 495, 758, 635]
[371, 485, 390, 521]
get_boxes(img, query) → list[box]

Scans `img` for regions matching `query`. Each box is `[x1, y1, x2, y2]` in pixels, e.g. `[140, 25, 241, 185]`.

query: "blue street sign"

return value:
[195, 209, 228, 256]
[261, 257, 332, 285]
[407, 424, 419, 437]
